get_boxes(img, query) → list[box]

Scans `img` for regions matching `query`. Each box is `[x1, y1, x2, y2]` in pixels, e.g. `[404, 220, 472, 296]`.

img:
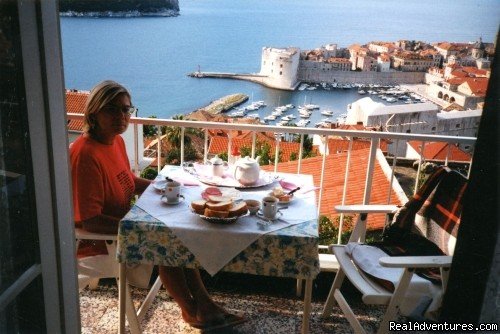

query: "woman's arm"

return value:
[133, 175, 152, 195]
[81, 214, 121, 234]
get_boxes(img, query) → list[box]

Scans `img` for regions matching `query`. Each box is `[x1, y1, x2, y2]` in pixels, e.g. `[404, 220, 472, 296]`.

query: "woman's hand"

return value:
[134, 176, 152, 195]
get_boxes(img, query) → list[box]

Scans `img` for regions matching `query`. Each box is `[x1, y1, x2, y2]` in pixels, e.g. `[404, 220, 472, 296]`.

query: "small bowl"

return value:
[244, 199, 261, 215]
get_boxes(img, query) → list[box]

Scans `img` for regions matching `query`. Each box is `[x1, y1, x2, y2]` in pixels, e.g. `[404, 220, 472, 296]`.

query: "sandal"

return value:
[187, 313, 246, 331]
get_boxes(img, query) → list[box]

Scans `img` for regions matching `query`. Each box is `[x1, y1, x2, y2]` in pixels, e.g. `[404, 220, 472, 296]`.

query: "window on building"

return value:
[279, 71, 282, 75]
[456, 123, 461, 128]
[432, 126, 436, 131]
[280, 64, 283, 68]
[406, 129, 411, 133]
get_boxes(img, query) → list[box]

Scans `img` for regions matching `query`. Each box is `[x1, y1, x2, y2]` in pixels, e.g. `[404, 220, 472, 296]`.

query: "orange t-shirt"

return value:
[70, 134, 135, 257]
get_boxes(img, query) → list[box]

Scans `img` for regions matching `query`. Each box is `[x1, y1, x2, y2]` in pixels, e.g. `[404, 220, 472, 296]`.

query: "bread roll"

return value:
[203, 208, 229, 218]
[228, 202, 248, 217]
[207, 195, 233, 203]
[191, 200, 207, 215]
[206, 200, 233, 211]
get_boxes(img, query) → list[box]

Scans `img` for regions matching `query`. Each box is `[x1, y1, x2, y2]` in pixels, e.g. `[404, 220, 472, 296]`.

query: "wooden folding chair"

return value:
[321, 168, 467, 334]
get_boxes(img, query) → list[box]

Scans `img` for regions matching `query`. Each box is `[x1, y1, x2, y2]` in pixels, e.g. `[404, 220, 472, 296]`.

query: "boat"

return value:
[285, 104, 295, 109]
[386, 97, 397, 103]
[358, 90, 366, 95]
[298, 83, 308, 91]
[229, 111, 245, 117]
[321, 109, 334, 116]
[264, 115, 277, 121]
[246, 113, 260, 119]
[304, 104, 320, 110]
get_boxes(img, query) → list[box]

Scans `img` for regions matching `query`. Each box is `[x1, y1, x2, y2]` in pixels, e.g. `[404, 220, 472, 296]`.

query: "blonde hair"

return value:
[83, 80, 132, 133]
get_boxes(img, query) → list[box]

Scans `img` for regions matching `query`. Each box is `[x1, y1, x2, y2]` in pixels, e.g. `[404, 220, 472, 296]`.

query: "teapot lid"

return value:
[240, 156, 259, 164]
[209, 155, 223, 165]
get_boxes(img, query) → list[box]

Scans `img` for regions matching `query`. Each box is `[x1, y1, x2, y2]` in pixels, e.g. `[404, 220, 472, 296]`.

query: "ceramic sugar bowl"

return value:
[208, 155, 226, 177]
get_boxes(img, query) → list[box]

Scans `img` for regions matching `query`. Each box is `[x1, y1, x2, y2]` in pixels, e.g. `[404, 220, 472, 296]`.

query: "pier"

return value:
[187, 71, 297, 91]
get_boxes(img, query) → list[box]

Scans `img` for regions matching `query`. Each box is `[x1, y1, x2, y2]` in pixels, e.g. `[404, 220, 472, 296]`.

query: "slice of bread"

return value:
[203, 208, 229, 218]
[228, 202, 248, 217]
[207, 195, 233, 203]
[191, 200, 207, 215]
[206, 200, 233, 211]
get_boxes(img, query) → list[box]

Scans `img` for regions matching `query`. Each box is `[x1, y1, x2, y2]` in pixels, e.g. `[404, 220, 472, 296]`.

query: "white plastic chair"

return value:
[321, 168, 467, 334]
[75, 228, 163, 329]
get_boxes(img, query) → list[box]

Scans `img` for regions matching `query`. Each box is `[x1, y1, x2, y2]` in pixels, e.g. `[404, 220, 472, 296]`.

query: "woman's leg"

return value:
[158, 266, 198, 323]
[183, 268, 227, 320]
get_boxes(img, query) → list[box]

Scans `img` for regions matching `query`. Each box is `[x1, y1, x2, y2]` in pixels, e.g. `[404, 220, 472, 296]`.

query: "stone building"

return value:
[345, 97, 480, 155]
[392, 52, 435, 72]
[259, 47, 300, 90]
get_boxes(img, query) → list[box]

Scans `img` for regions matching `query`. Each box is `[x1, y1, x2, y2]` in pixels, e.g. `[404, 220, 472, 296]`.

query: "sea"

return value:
[60, 0, 499, 127]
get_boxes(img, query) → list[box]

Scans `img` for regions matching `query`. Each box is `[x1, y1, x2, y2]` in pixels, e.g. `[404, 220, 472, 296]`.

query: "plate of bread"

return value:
[191, 197, 249, 224]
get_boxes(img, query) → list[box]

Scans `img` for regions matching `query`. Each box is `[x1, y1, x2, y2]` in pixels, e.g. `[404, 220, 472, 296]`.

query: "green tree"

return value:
[143, 115, 158, 137]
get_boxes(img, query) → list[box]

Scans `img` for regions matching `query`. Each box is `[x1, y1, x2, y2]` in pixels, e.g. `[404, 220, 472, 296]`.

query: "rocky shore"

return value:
[59, 0, 179, 17]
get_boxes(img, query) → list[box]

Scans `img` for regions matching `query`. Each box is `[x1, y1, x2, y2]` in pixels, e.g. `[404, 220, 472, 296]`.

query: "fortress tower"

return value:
[260, 47, 300, 90]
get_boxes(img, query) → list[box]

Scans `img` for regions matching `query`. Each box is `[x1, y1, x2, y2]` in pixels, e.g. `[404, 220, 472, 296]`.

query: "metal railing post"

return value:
[133, 123, 139, 176]
[156, 126, 161, 173]
[337, 138, 353, 244]
[297, 134, 304, 174]
[414, 140, 426, 195]
[180, 127, 185, 165]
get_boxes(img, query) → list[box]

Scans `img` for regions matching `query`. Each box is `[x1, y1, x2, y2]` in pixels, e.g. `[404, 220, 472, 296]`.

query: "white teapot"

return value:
[233, 156, 261, 185]
[207, 155, 226, 177]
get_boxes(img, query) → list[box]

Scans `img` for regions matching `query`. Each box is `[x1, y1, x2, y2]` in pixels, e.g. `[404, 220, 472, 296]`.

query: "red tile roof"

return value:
[66, 90, 89, 132]
[262, 148, 405, 230]
[208, 135, 306, 163]
[408, 141, 471, 162]
[461, 77, 489, 96]
[326, 137, 388, 154]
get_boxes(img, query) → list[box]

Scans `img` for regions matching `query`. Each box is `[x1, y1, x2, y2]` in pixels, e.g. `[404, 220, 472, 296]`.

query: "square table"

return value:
[117, 165, 320, 333]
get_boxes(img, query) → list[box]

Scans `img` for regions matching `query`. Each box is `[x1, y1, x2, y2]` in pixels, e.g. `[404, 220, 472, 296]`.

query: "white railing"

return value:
[67, 113, 476, 245]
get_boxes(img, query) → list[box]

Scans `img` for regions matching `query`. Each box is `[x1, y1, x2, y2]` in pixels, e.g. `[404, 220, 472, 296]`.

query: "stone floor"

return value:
[80, 272, 393, 334]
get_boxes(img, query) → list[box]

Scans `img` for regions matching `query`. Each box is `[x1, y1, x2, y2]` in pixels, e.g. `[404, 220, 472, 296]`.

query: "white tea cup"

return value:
[161, 181, 184, 204]
[262, 196, 278, 219]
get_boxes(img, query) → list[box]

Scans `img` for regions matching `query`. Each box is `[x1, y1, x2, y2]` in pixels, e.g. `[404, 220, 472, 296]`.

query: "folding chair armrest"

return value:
[379, 255, 452, 269]
[75, 228, 118, 241]
[335, 204, 400, 214]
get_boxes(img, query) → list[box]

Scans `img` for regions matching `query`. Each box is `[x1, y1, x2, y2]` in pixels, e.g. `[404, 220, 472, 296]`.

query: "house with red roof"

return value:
[262, 148, 407, 231]
[406, 141, 471, 163]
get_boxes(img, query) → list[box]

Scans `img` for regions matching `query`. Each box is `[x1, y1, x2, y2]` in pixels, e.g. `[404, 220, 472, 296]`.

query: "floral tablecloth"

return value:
[117, 206, 319, 279]
[116, 167, 320, 280]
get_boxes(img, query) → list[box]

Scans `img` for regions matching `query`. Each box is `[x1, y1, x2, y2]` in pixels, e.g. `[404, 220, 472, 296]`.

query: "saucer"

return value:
[153, 180, 167, 192]
[256, 211, 283, 222]
[161, 196, 185, 205]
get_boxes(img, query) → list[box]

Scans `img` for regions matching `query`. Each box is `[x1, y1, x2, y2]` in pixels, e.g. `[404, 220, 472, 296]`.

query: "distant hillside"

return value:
[59, 0, 179, 16]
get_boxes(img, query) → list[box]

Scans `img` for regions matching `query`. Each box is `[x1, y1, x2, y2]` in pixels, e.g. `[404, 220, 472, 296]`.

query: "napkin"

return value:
[279, 179, 320, 194]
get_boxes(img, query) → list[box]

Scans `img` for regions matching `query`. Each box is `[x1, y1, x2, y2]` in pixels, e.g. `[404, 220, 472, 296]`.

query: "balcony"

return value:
[68, 114, 475, 333]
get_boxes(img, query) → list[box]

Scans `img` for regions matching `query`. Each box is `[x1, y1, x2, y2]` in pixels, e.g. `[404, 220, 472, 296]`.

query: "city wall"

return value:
[297, 69, 426, 85]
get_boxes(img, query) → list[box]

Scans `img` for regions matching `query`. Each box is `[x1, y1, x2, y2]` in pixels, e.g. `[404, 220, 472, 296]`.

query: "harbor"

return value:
[192, 83, 430, 129]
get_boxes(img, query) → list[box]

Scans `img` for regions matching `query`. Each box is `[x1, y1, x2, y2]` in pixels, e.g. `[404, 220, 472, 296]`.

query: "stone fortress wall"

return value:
[297, 68, 426, 85]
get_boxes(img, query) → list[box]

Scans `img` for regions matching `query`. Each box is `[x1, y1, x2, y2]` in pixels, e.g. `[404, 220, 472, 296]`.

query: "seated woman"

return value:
[71, 80, 245, 330]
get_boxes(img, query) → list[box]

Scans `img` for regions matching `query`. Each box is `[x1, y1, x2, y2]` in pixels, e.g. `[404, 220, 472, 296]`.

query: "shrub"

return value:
[140, 167, 158, 180]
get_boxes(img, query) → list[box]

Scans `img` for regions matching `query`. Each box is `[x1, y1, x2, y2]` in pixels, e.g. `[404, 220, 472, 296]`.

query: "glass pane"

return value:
[0, 275, 46, 333]
[0, 0, 45, 328]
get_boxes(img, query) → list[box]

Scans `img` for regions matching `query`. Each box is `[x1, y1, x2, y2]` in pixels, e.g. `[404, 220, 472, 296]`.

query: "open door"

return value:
[0, 1, 79, 332]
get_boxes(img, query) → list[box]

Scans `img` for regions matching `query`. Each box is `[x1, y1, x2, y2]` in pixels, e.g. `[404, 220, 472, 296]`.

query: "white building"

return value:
[260, 47, 300, 90]
[346, 97, 479, 155]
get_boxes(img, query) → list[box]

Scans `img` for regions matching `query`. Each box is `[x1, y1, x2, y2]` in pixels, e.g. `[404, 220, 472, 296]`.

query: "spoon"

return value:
[287, 187, 301, 196]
